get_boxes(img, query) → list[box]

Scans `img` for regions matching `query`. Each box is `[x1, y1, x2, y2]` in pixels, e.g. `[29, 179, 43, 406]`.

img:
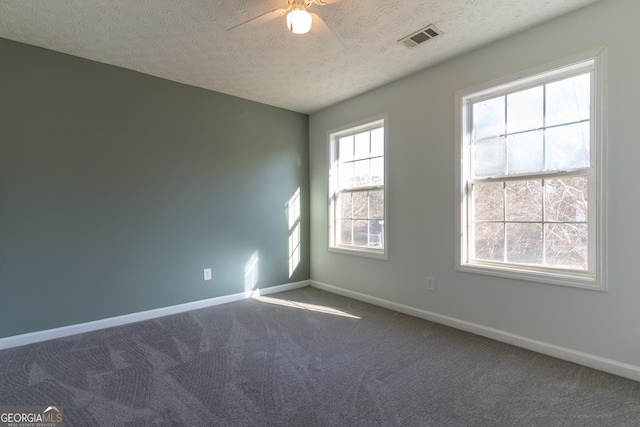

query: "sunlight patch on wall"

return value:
[244, 251, 259, 292]
[288, 188, 301, 277]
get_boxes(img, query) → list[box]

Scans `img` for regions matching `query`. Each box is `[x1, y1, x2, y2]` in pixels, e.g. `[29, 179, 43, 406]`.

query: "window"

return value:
[329, 115, 388, 259]
[455, 49, 607, 290]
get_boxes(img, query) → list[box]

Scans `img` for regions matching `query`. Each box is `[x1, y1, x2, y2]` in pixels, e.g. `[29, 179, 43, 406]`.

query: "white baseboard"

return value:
[311, 280, 640, 383]
[0, 280, 310, 351]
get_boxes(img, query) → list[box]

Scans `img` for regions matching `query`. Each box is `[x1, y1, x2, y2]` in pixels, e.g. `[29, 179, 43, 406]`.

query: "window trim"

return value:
[327, 113, 389, 260]
[454, 48, 607, 291]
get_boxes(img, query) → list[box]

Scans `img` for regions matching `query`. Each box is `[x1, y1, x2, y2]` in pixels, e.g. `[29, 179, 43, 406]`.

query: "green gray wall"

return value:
[0, 37, 309, 338]
[310, 0, 640, 367]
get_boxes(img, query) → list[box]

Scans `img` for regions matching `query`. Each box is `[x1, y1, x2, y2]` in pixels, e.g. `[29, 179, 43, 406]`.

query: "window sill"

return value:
[456, 262, 605, 291]
[329, 245, 388, 260]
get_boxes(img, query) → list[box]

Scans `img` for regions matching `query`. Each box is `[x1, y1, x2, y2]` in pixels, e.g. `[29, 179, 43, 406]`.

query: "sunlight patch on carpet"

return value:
[254, 296, 360, 319]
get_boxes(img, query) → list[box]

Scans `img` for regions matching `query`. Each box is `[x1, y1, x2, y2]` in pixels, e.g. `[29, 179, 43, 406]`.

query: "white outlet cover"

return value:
[204, 268, 212, 281]
[426, 277, 435, 291]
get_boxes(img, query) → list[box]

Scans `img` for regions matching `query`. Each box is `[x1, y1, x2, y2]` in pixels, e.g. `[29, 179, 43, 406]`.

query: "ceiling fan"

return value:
[227, 0, 343, 51]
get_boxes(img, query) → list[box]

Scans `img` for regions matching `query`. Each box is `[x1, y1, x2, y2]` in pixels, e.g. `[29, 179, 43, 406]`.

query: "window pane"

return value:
[352, 191, 368, 219]
[354, 131, 370, 160]
[371, 127, 384, 157]
[369, 190, 384, 218]
[474, 223, 504, 261]
[545, 122, 590, 171]
[338, 192, 352, 219]
[370, 157, 384, 186]
[546, 73, 590, 127]
[545, 223, 588, 270]
[339, 135, 354, 162]
[506, 223, 543, 264]
[473, 182, 504, 221]
[339, 219, 353, 245]
[338, 162, 353, 189]
[353, 220, 369, 246]
[544, 176, 588, 222]
[507, 86, 543, 133]
[369, 220, 383, 248]
[507, 130, 543, 174]
[473, 137, 506, 178]
[353, 159, 369, 187]
[506, 180, 542, 221]
[473, 96, 505, 140]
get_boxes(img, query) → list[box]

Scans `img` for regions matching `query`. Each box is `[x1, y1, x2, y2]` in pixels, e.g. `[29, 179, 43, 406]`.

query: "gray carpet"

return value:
[0, 287, 638, 426]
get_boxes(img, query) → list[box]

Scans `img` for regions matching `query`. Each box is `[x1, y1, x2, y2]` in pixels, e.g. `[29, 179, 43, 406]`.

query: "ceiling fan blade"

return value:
[310, 13, 344, 52]
[314, 0, 340, 4]
[227, 8, 288, 34]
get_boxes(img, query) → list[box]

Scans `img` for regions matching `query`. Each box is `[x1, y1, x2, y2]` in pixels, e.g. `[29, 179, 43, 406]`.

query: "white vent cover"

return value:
[398, 25, 443, 49]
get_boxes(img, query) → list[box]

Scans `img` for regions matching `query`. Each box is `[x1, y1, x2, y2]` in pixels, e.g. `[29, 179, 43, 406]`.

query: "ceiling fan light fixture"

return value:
[286, 9, 312, 34]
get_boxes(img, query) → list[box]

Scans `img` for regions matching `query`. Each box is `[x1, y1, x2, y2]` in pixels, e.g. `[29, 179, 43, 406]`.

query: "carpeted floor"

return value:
[0, 286, 639, 426]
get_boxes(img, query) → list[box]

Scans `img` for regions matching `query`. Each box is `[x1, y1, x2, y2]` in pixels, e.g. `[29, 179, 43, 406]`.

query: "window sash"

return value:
[333, 188, 384, 249]
[469, 70, 593, 179]
[468, 174, 591, 272]
[467, 169, 594, 272]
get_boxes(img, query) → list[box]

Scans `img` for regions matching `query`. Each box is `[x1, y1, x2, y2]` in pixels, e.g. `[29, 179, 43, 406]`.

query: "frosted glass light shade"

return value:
[287, 9, 312, 34]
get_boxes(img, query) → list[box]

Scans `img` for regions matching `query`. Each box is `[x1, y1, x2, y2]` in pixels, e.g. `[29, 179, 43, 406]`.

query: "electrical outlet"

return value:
[426, 276, 435, 291]
[204, 268, 212, 281]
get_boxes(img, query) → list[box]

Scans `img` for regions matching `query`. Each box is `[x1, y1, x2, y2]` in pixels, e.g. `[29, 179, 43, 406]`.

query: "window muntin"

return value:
[329, 117, 387, 259]
[457, 52, 606, 290]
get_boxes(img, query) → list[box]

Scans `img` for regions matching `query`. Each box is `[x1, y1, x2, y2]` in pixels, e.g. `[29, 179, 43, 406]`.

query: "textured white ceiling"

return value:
[0, 0, 599, 114]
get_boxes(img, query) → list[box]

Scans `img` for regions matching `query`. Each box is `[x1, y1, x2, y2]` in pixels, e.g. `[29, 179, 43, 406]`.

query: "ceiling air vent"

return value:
[398, 24, 443, 49]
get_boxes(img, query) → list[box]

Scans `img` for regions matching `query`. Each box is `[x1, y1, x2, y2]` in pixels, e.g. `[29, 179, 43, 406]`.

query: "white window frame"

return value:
[328, 114, 389, 260]
[455, 48, 607, 291]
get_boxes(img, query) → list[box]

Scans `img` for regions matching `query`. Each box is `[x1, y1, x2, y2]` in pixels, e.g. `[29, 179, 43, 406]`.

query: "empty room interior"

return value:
[1, 0, 639, 425]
